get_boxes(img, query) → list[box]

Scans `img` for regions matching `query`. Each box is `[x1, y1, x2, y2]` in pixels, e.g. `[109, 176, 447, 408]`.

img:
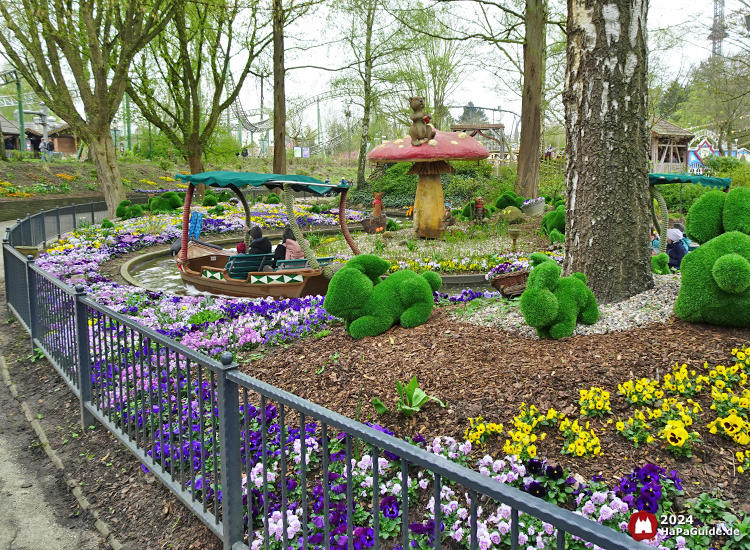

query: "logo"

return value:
[628, 511, 658, 541]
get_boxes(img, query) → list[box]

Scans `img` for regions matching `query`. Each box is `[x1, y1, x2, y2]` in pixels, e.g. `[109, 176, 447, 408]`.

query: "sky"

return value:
[234, 0, 736, 138]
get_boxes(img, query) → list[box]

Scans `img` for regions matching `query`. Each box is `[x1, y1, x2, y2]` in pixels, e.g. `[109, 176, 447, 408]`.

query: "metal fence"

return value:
[2, 205, 644, 550]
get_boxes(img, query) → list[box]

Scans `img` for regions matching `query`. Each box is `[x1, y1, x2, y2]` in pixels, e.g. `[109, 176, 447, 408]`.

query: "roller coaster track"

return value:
[0, 91, 38, 107]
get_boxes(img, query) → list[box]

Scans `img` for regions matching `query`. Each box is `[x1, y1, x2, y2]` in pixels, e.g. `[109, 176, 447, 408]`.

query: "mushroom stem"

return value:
[413, 173, 445, 238]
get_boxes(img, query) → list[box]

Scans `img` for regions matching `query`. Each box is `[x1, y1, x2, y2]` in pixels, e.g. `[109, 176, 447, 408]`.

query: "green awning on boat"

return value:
[174, 171, 349, 196]
[649, 173, 731, 189]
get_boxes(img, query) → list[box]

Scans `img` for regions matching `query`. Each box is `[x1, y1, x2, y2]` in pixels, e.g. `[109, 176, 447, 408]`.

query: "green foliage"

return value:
[494, 191, 518, 210]
[310, 204, 322, 214]
[674, 231, 750, 326]
[322, 254, 442, 339]
[651, 253, 670, 275]
[127, 204, 143, 219]
[202, 194, 218, 207]
[519, 257, 599, 339]
[266, 192, 280, 204]
[549, 228, 564, 245]
[461, 202, 472, 218]
[685, 190, 726, 244]
[372, 163, 418, 197]
[115, 200, 131, 218]
[148, 197, 172, 212]
[656, 182, 715, 213]
[101, 219, 115, 229]
[514, 196, 526, 209]
[704, 154, 745, 176]
[161, 191, 183, 209]
[555, 199, 565, 209]
[386, 218, 400, 231]
[497, 206, 525, 224]
[158, 159, 174, 172]
[723, 187, 750, 234]
[685, 492, 728, 525]
[541, 205, 565, 235]
[373, 375, 445, 416]
[208, 205, 226, 217]
[722, 513, 750, 550]
[217, 190, 232, 202]
[177, 191, 187, 200]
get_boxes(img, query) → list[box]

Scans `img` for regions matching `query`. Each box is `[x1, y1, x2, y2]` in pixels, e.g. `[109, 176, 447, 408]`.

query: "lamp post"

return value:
[24, 102, 49, 156]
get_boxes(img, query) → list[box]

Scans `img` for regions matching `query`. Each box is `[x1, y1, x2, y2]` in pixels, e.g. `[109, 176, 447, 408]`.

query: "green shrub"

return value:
[541, 204, 565, 235]
[451, 208, 462, 217]
[519, 255, 599, 339]
[310, 204, 322, 214]
[217, 190, 232, 202]
[266, 192, 280, 204]
[322, 254, 442, 339]
[685, 191, 726, 244]
[726, 163, 750, 188]
[101, 219, 115, 229]
[494, 191, 518, 210]
[115, 200, 131, 218]
[549, 228, 564, 245]
[651, 253, 670, 275]
[704, 154, 744, 176]
[461, 202, 472, 218]
[177, 192, 187, 200]
[656, 182, 715, 213]
[722, 187, 750, 234]
[674, 231, 750, 326]
[386, 219, 400, 231]
[127, 204, 143, 219]
[148, 197, 171, 212]
[497, 206, 524, 224]
[202, 194, 218, 207]
[373, 163, 419, 198]
[208, 205, 226, 216]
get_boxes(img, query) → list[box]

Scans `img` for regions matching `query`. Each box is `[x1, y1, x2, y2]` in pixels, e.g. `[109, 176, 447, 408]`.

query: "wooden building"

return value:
[48, 124, 81, 155]
[650, 118, 694, 173]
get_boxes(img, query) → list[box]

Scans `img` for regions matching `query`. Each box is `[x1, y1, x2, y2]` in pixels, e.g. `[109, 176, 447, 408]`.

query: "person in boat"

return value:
[274, 225, 309, 266]
[666, 228, 686, 270]
[247, 226, 272, 255]
[237, 241, 247, 254]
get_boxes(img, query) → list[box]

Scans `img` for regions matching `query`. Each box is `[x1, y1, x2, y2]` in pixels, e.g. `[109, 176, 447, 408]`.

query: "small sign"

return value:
[302, 147, 310, 158]
[293, 146, 302, 158]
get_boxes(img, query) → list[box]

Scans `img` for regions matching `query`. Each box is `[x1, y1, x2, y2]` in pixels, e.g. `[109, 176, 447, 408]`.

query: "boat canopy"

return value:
[649, 173, 731, 189]
[174, 171, 350, 196]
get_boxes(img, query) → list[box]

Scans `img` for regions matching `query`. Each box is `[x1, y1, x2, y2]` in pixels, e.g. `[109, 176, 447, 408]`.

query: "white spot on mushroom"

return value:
[398, 145, 404, 149]
[457, 133, 467, 138]
[428, 139, 438, 146]
[451, 140, 458, 145]
[394, 139, 404, 144]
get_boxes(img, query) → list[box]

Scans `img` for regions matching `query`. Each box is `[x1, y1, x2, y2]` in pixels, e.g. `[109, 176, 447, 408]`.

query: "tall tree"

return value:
[516, 0, 546, 199]
[128, 0, 272, 174]
[456, 102, 489, 125]
[563, 0, 652, 303]
[0, 0, 177, 214]
[273, 0, 287, 174]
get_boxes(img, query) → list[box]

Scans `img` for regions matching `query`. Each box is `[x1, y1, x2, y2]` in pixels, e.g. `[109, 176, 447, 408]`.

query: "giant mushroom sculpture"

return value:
[367, 130, 489, 238]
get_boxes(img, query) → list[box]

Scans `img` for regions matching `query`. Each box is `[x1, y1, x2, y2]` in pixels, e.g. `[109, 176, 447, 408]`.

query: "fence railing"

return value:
[2, 206, 644, 550]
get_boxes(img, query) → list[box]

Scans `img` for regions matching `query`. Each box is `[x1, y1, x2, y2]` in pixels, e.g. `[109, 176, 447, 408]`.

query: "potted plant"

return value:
[521, 197, 546, 217]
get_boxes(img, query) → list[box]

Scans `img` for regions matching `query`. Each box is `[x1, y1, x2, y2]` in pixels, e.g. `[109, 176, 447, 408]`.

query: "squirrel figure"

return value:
[408, 97, 436, 146]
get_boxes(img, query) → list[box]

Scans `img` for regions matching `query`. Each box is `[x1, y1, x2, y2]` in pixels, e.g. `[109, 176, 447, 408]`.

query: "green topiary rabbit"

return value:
[651, 253, 670, 275]
[541, 204, 565, 236]
[323, 254, 442, 339]
[519, 253, 599, 339]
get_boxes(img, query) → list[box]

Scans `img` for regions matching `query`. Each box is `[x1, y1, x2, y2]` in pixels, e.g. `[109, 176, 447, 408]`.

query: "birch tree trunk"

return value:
[563, 0, 652, 303]
[356, 2, 376, 189]
[517, 0, 546, 199]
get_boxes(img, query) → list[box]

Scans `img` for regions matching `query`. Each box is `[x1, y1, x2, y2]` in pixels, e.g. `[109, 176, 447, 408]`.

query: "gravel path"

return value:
[457, 273, 682, 338]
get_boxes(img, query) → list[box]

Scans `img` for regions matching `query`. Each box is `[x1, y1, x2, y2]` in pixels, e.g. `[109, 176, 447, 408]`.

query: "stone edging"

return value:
[0, 356, 125, 550]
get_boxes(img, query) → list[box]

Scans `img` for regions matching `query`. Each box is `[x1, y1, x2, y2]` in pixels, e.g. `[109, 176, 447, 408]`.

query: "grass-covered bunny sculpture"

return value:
[674, 188, 750, 326]
[323, 254, 442, 339]
[519, 253, 599, 339]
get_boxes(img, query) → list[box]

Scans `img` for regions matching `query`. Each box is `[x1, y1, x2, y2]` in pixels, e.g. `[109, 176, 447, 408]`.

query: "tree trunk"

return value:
[0, 136, 7, 162]
[516, 0, 546, 199]
[563, 0, 652, 304]
[356, 4, 376, 189]
[89, 133, 127, 216]
[272, 0, 286, 175]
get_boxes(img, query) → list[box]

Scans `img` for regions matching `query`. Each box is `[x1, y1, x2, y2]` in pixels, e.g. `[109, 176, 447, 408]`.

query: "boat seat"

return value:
[276, 256, 334, 271]
[224, 254, 275, 280]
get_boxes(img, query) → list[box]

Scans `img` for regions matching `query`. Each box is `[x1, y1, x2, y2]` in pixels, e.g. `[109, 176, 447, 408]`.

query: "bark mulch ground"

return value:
[0, 296, 221, 550]
[238, 307, 750, 514]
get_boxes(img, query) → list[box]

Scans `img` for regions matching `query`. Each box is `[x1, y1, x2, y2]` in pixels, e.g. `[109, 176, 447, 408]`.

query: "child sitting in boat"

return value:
[236, 241, 246, 254]
[247, 226, 272, 255]
[274, 225, 309, 266]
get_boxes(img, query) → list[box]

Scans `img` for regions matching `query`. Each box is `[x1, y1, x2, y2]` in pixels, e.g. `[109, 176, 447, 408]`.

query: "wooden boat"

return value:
[173, 172, 361, 299]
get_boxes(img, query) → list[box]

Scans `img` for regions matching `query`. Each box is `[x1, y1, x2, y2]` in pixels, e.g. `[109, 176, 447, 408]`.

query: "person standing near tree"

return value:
[47, 138, 55, 161]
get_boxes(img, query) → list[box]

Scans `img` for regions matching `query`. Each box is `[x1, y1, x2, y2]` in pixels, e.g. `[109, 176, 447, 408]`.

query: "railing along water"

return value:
[2, 204, 645, 550]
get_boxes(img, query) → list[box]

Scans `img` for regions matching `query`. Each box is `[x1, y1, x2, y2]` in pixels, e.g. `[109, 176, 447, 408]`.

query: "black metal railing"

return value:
[2, 207, 645, 550]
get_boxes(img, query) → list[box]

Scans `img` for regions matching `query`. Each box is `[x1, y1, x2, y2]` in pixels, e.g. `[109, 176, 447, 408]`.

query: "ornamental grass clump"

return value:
[617, 377, 662, 406]
[659, 419, 701, 457]
[615, 411, 655, 448]
[464, 416, 503, 447]
[578, 387, 612, 418]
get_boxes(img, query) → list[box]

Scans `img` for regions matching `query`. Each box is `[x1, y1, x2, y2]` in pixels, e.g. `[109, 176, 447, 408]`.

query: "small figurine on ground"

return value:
[408, 97, 437, 146]
[519, 253, 599, 339]
[362, 191, 388, 233]
[441, 204, 456, 231]
[323, 254, 442, 339]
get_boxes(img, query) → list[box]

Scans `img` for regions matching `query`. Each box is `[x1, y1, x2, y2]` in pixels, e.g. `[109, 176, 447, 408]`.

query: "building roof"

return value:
[0, 113, 20, 135]
[651, 118, 694, 139]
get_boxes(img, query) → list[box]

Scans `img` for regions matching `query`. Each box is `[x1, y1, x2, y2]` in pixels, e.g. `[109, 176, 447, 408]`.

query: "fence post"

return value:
[72, 203, 77, 230]
[23, 213, 31, 246]
[216, 352, 244, 549]
[40, 209, 47, 249]
[26, 255, 38, 350]
[56, 206, 61, 240]
[74, 285, 96, 429]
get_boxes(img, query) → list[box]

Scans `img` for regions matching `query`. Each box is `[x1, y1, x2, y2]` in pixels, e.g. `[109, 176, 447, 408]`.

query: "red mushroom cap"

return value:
[367, 130, 489, 163]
